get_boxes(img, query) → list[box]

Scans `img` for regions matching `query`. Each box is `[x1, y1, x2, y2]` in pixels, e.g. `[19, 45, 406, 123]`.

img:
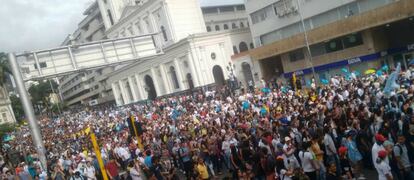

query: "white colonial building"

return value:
[98, 0, 254, 105]
[0, 86, 16, 124]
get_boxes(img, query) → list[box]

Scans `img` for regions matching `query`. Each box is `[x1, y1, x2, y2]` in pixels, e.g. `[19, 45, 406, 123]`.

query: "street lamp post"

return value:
[296, 0, 318, 86]
[226, 62, 237, 94]
[8, 53, 47, 171]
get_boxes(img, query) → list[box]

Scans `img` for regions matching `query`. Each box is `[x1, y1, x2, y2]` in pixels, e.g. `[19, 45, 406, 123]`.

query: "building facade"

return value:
[0, 85, 16, 124]
[59, 1, 112, 106]
[99, 0, 253, 106]
[238, 0, 414, 87]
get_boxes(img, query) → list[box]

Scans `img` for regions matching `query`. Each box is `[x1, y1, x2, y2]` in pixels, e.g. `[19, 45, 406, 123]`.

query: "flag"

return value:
[84, 127, 91, 135]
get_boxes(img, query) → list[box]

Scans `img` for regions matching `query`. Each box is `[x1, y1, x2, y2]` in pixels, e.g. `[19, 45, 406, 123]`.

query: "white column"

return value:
[188, 50, 201, 87]
[128, 76, 138, 102]
[160, 64, 172, 94]
[112, 82, 122, 106]
[135, 74, 145, 100]
[173, 58, 186, 91]
[199, 47, 211, 84]
[150, 68, 161, 97]
[119, 80, 130, 104]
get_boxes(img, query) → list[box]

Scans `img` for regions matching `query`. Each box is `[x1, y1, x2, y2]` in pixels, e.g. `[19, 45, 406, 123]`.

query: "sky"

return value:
[0, 0, 243, 54]
[0, 0, 93, 53]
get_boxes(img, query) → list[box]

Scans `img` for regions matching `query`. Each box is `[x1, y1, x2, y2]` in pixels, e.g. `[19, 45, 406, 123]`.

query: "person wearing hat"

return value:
[376, 150, 393, 180]
[372, 133, 388, 170]
[338, 146, 354, 180]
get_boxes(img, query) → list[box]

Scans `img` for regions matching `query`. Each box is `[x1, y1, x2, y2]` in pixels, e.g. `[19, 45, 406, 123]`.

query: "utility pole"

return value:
[296, 0, 318, 86]
[8, 53, 47, 171]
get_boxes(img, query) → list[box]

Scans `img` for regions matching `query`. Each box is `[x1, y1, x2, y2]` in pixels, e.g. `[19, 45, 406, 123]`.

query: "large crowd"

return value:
[1, 64, 414, 180]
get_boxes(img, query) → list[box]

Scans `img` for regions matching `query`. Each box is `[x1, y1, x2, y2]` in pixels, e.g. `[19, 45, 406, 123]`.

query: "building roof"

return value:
[199, 0, 244, 7]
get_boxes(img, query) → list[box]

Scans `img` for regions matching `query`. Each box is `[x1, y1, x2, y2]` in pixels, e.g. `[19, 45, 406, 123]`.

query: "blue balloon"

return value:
[381, 65, 389, 71]
[353, 71, 361, 76]
[341, 68, 349, 73]
[321, 79, 329, 85]
[376, 70, 383, 76]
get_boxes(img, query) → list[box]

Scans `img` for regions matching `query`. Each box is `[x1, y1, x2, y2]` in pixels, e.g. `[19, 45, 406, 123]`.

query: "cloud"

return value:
[0, 0, 94, 53]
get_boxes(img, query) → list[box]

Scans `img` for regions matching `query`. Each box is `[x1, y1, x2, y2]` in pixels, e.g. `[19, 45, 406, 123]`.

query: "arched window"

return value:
[215, 25, 220, 31]
[170, 66, 180, 89]
[232, 23, 237, 29]
[206, 26, 211, 32]
[239, 42, 248, 52]
[224, 24, 229, 30]
[250, 43, 254, 49]
[240, 22, 245, 28]
[233, 46, 239, 54]
[161, 26, 168, 41]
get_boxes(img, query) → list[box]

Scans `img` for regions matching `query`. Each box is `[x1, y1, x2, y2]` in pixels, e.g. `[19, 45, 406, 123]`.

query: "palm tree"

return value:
[0, 52, 11, 86]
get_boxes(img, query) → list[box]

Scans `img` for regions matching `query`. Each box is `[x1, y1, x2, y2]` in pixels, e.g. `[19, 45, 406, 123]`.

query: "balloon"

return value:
[353, 71, 361, 76]
[321, 79, 329, 85]
[381, 65, 389, 71]
[341, 68, 349, 73]
[376, 70, 383, 76]
[364, 69, 376, 75]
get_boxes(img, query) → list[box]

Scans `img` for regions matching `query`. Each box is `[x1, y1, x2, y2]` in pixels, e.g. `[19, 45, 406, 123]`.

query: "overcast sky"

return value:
[0, 0, 93, 53]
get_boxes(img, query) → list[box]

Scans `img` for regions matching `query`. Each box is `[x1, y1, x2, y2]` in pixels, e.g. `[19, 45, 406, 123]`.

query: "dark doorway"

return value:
[242, 62, 254, 85]
[144, 75, 157, 100]
[239, 42, 248, 52]
[186, 73, 194, 89]
[259, 55, 284, 81]
[212, 65, 225, 86]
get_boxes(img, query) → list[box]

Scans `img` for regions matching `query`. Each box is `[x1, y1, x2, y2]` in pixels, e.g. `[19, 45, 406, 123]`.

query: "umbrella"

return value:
[321, 79, 329, 85]
[341, 68, 349, 73]
[364, 69, 376, 75]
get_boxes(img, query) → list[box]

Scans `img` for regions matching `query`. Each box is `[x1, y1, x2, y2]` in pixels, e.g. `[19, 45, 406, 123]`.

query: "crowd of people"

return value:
[1, 64, 414, 180]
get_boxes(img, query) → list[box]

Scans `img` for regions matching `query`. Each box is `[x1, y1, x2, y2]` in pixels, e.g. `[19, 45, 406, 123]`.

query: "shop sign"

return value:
[347, 57, 361, 65]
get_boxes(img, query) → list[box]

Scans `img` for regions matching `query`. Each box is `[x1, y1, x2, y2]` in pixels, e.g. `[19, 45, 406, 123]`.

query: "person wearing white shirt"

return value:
[376, 150, 393, 180]
[85, 162, 96, 180]
[372, 134, 388, 170]
[299, 143, 319, 180]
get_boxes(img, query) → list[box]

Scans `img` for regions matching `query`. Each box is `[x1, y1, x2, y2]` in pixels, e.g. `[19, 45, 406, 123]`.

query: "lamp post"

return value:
[226, 62, 237, 94]
[295, 0, 317, 86]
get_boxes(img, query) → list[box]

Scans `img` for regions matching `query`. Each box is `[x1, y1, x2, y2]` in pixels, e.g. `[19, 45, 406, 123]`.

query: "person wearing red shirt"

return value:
[105, 158, 121, 180]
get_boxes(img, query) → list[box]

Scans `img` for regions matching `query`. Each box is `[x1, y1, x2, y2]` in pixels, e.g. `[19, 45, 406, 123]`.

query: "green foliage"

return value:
[28, 80, 58, 113]
[0, 52, 11, 86]
[10, 95, 24, 122]
[0, 123, 16, 140]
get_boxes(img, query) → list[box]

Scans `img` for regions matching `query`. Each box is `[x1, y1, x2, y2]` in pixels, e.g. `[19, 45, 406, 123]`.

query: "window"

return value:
[240, 22, 245, 28]
[107, 9, 114, 25]
[224, 24, 229, 30]
[219, 6, 234, 13]
[170, 66, 180, 89]
[161, 26, 168, 41]
[250, 43, 254, 49]
[128, 27, 134, 35]
[342, 32, 363, 48]
[136, 22, 142, 34]
[206, 26, 211, 32]
[239, 42, 248, 52]
[325, 38, 344, 53]
[250, 6, 270, 24]
[289, 49, 305, 62]
[202, 7, 218, 14]
[34, 62, 47, 69]
[2, 113, 7, 122]
[233, 46, 239, 54]
[215, 25, 220, 31]
[232, 23, 237, 29]
[310, 43, 326, 57]
[236, 5, 246, 11]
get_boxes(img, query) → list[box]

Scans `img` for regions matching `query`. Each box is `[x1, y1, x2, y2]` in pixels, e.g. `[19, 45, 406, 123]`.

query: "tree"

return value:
[0, 52, 11, 86]
[0, 123, 15, 141]
[10, 95, 24, 122]
[28, 80, 58, 114]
